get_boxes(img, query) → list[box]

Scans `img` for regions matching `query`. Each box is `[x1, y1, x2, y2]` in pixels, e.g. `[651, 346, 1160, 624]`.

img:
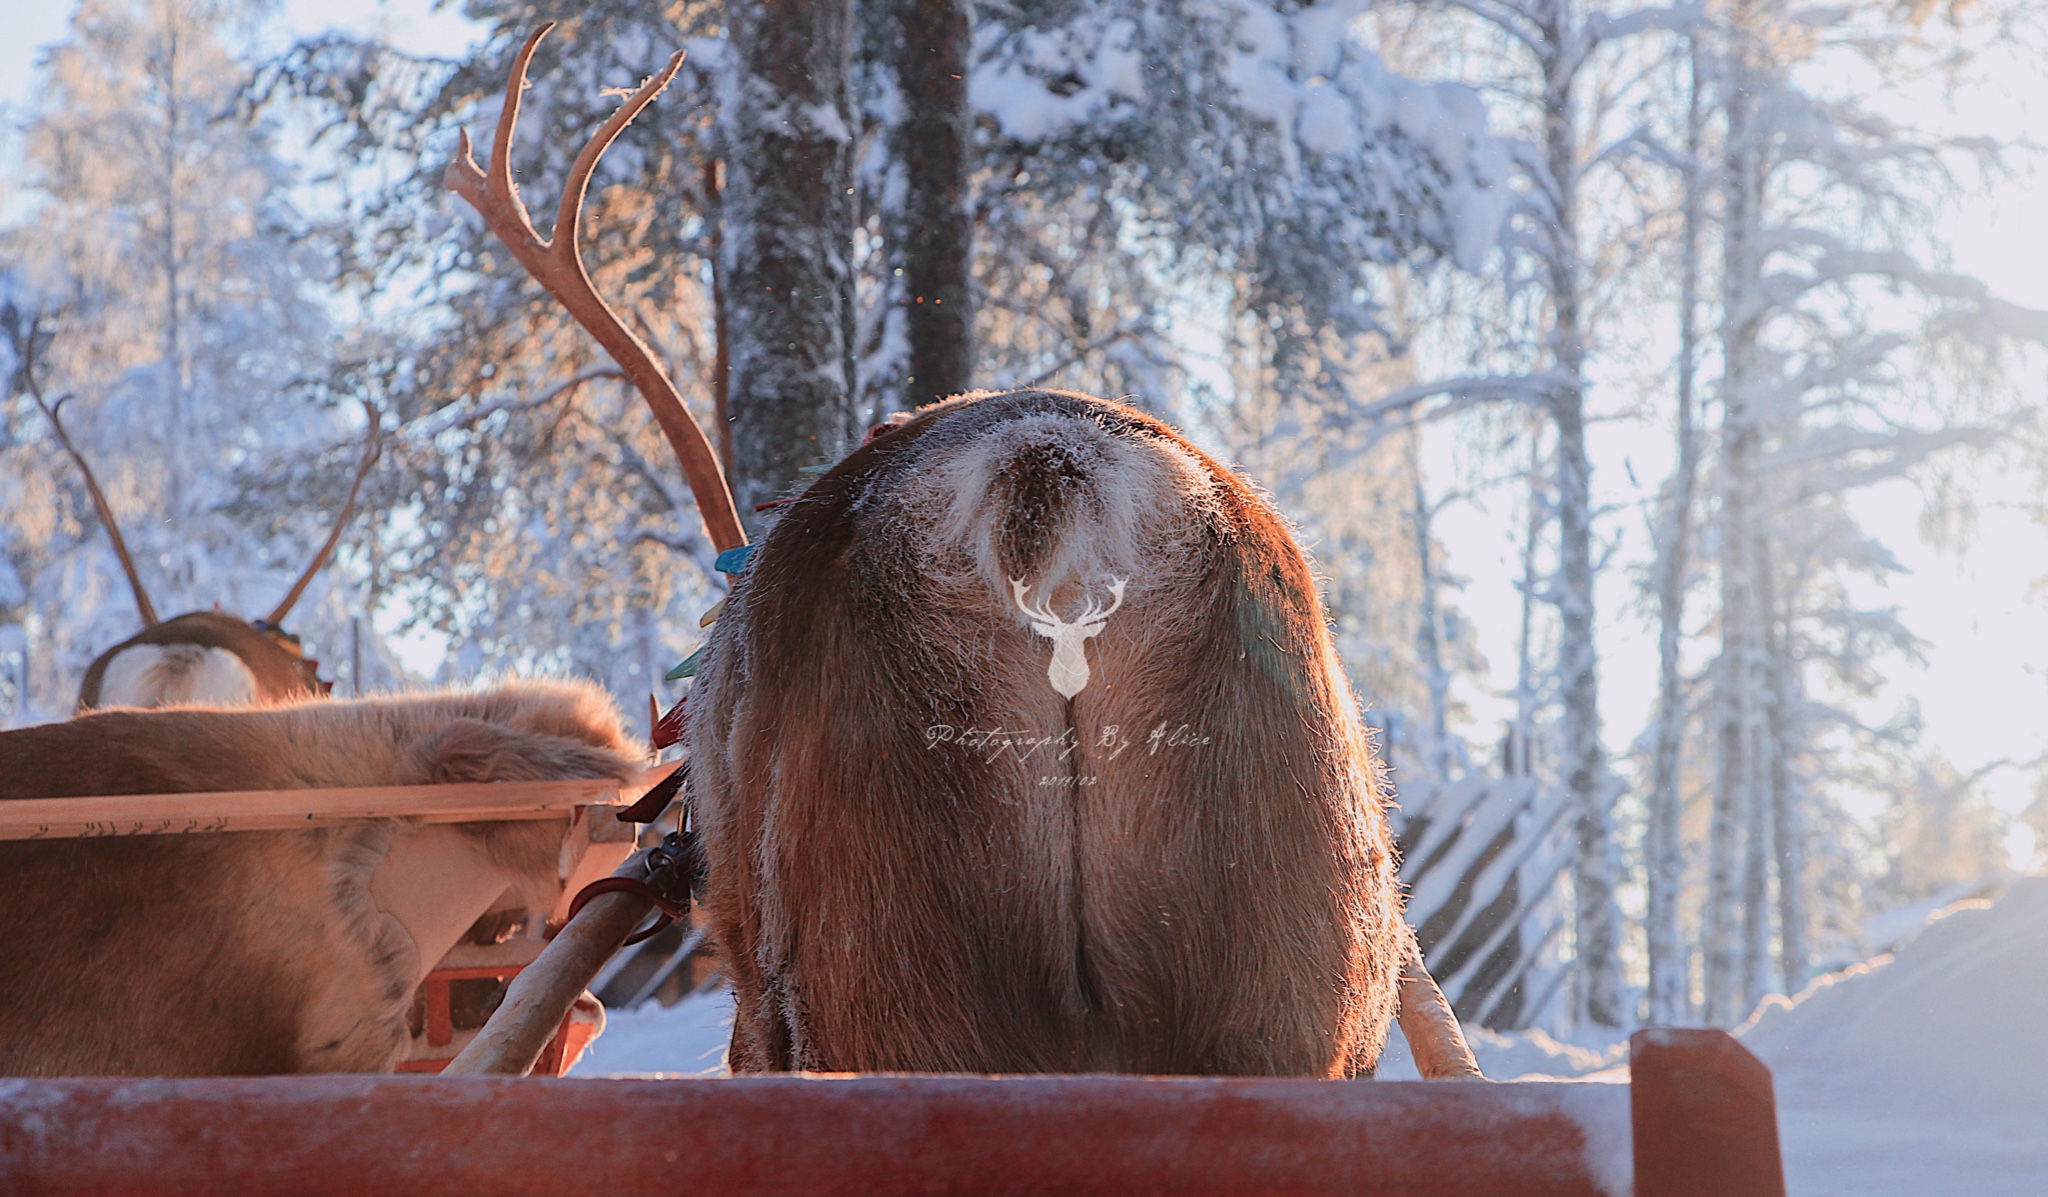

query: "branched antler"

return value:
[15, 316, 159, 626]
[445, 24, 746, 552]
[1009, 578, 1059, 631]
[264, 402, 384, 627]
[1078, 579, 1127, 625]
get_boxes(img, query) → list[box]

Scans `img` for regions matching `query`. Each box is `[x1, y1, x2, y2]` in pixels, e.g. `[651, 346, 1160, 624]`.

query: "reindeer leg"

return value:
[1395, 925, 1485, 1079]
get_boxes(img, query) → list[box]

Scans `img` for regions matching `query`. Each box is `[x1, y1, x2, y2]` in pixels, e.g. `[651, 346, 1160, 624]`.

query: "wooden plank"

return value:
[432, 938, 547, 972]
[549, 803, 643, 922]
[0, 1074, 1634, 1196]
[1631, 1029, 1787, 1197]
[0, 763, 680, 842]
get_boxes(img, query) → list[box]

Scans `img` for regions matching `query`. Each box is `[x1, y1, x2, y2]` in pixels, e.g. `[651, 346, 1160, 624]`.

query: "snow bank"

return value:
[1739, 876, 2048, 1196]
[1377, 1021, 1626, 1082]
[584, 988, 1627, 1084]
[1397, 877, 2048, 1191]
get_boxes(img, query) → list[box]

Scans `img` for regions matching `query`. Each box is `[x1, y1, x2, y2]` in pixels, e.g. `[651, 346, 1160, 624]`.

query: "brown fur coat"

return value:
[0, 681, 640, 1076]
[688, 390, 1405, 1076]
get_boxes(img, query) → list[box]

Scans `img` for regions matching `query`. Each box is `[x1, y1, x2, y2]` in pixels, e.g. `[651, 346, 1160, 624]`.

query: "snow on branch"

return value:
[404, 366, 627, 441]
[1350, 371, 1574, 424]
[1585, 4, 1701, 43]
[972, 0, 1514, 272]
[1766, 423, 2007, 508]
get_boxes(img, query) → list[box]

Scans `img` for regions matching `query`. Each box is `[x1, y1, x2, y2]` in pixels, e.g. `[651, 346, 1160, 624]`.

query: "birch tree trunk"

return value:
[869, 0, 975, 418]
[1705, 26, 1770, 1025]
[1645, 37, 1706, 1027]
[155, 11, 192, 522]
[1739, 562, 1776, 1012]
[1508, 424, 1546, 779]
[1765, 542, 1806, 995]
[719, 0, 860, 527]
[1538, 16, 1623, 1029]
[704, 161, 733, 469]
[1409, 435, 1456, 782]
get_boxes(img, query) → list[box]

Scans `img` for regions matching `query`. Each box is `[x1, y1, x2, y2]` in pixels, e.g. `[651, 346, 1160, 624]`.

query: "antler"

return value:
[264, 403, 383, 628]
[15, 318, 158, 626]
[445, 24, 746, 552]
[1010, 578, 1060, 629]
[1011, 577, 1128, 629]
[1079, 579, 1128, 626]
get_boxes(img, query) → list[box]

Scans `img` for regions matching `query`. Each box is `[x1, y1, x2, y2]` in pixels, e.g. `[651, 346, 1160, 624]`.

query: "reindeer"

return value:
[689, 389, 1469, 1076]
[447, 27, 1479, 1080]
[15, 328, 381, 711]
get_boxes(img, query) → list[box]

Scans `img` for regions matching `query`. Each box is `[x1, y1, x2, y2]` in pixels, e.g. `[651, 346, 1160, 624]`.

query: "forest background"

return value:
[3, 0, 2047, 1036]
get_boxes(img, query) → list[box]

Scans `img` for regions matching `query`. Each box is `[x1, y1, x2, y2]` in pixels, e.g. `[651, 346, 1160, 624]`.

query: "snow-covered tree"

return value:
[721, 0, 860, 518]
[1360, 0, 1698, 1028]
[0, 0, 380, 717]
[267, 0, 1507, 717]
[858, 0, 975, 415]
[263, 1, 737, 700]
[1641, 35, 1708, 1026]
[1689, 0, 2044, 1023]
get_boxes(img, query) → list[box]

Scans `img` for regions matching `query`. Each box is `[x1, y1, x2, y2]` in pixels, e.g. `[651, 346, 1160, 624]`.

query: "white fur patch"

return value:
[100, 643, 259, 708]
[902, 409, 1217, 620]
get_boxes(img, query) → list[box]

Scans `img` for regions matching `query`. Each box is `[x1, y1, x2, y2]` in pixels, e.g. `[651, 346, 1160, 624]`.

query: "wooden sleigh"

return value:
[0, 776, 1792, 1197]
[0, 767, 665, 1076]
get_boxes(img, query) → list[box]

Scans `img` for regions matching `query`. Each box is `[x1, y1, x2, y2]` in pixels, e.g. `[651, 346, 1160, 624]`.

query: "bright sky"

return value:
[1859, 52, 2048, 853]
[2, 1, 2042, 862]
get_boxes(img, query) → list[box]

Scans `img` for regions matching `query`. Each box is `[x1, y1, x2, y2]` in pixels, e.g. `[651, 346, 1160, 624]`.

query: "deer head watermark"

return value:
[1010, 577, 1127, 698]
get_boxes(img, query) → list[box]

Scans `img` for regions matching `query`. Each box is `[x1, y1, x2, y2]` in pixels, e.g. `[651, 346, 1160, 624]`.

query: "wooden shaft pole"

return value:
[442, 885, 653, 1076]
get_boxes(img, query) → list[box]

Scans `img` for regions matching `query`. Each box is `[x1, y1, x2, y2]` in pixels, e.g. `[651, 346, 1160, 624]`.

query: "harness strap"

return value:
[563, 824, 702, 946]
[617, 767, 684, 825]
[566, 877, 687, 946]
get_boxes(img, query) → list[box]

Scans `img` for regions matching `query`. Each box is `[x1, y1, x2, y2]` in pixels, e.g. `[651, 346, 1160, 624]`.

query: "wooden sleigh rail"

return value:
[0, 763, 680, 842]
[0, 1030, 1783, 1197]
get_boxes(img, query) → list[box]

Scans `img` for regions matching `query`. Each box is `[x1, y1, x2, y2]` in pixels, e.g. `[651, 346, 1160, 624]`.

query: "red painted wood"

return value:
[423, 975, 453, 1048]
[0, 1075, 1628, 1197]
[419, 965, 526, 1052]
[406, 967, 586, 1077]
[1630, 1029, 1787, 1197]
[427, 966, 528, 981]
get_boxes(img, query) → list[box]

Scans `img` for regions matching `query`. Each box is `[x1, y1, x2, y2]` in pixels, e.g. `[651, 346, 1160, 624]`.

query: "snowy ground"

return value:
[1740, 876, 2048, 1196]
[574, 879, 2048, 1195]
[568, 990, 734, 1078]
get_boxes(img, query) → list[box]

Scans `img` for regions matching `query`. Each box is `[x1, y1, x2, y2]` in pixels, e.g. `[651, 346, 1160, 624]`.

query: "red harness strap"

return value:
[564, 876, 691, 946]
[564, 819, 701, 947]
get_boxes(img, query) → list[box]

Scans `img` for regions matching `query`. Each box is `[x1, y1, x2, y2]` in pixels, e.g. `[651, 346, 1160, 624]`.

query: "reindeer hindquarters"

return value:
[699, 567, 1101, 1073]
[1071, 543, 1401, 1077]
[690, 388, 1405, 1077]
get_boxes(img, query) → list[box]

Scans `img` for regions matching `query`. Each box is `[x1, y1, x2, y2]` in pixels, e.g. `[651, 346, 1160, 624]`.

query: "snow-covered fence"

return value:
[1396, 774, 1575, 1030]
